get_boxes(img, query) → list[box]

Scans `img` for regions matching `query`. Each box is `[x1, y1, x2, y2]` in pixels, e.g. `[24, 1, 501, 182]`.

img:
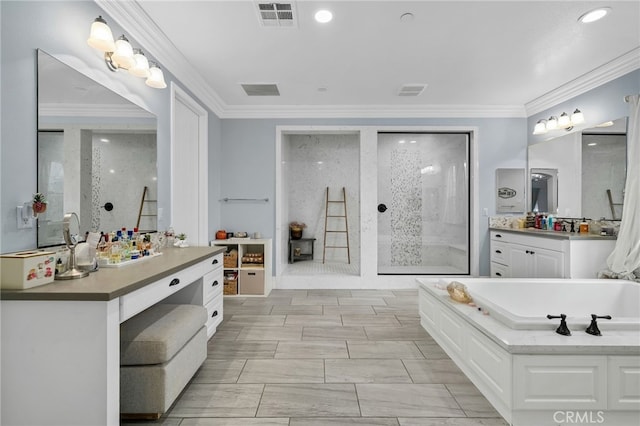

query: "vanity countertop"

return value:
[0, 246, 225, 302]
[490, 226, 617, 241]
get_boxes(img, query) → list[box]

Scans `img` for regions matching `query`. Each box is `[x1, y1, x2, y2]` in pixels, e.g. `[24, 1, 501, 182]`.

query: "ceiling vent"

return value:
[241, 83, 281, 96]
[256, 2, 297, 27]
[397, 84, 427, 97]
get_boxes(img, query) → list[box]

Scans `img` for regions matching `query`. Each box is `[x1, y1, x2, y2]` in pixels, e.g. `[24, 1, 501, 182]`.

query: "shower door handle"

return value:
[377, 203, 388, 213]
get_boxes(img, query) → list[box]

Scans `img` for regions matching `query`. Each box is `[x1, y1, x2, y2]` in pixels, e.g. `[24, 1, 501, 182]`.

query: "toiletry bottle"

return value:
[541, 215, 547, 230]
[535, 214, 541, 229]
[547, 215, 554, 230]
[579, 218, 589, 234]
[554, 220, 562, 231]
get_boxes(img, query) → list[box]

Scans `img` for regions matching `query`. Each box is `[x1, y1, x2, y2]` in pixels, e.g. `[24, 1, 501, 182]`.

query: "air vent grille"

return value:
[257, 2, 296, 27]
[241, 84, 281, 96]
[398, 84, 427, 97]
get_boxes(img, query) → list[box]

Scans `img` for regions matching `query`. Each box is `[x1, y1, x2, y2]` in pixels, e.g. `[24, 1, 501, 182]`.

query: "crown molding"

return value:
[39, 103, 155, 119]
[95, 0, 227, 116]
[219, 104, 527, 119]
[525, 47, 640, 116]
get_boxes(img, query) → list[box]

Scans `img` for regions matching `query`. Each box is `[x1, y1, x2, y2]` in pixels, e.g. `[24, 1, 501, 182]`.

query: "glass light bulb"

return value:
[128, 49, 150, 78]
[111, 35, 135, 69]
[87, 16, 115, 52]
[533, 120, 547, 135]
[558, 112, 571, 129]
[145, 63, 167, 89]
[546, 116, 558, 130]
[571, 109, 585, 125]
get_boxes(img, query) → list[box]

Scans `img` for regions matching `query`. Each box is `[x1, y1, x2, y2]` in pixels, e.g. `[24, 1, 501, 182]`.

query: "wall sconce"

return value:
[533, 109, 585, 135]
[87, 16, 167, 89]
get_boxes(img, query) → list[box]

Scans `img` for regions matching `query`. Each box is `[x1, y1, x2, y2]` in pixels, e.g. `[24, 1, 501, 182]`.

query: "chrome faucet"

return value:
[585, 314, 612, 336]
[547, 314, 571, 336]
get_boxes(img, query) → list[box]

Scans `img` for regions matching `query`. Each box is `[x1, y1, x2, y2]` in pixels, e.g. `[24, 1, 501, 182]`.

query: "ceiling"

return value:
[101, 1, 640, 118]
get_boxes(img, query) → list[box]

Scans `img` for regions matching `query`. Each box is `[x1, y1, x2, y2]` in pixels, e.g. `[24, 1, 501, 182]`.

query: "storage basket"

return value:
[223, 276, 238, 295]
[223, 249, 238, 268]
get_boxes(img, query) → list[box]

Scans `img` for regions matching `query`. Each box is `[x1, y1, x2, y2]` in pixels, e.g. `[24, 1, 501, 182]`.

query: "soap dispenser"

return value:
[579, 218, 589, 234]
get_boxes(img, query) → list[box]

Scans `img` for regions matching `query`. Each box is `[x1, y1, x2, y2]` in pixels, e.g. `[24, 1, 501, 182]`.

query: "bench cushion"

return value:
[120, 303, 207, 365]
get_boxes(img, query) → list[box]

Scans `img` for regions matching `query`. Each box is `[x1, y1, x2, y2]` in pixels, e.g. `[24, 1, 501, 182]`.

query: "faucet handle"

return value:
[586, 314, 612, 336]
[547, 314, 571, 336]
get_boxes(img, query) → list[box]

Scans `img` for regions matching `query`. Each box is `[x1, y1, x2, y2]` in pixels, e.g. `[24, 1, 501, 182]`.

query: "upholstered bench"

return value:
[120, 303, 207, 419]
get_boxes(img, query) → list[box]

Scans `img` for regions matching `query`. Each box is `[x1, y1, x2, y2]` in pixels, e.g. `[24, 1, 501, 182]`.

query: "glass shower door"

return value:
[377, 132, 470, 274]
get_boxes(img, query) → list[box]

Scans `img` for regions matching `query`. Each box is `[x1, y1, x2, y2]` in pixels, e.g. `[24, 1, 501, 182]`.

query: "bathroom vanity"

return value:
[0, 246, 224, 426]
[490, 228, 616, 279]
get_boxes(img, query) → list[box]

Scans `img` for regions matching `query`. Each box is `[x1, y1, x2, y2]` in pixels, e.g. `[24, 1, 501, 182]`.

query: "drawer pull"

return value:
[212, 258, 219, 265]
[212, 280, 219, 287]
[495, 250, 502, 254]
[495, 234, 502, 238]
[496, 272, 502, 277]
[169, 278, 180, 287]
[212, 310, 218, 317]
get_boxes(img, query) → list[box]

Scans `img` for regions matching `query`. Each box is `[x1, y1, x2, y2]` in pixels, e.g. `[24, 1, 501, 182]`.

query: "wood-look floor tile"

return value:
[166, 383, 264, 417]
[308, 289, 352, 297]
[270, 289, 309, 297]
[225, 314, 286, 327]
[223, 305, 274, 315]
[257, 384, 360, 417]
[341, 314, 401, 327]
[271, 305, 323, 315]
[357, 384, 465, 417]
[392, 289, 419, 296]
[241, 297, 292, 306]
[446, 384, 502, 417]
[350, 290, 397, 298]
[302, 326, 368, 341]
[402, 359, 472, 384]
[364, 325, 432, 341]
[285, 315, 342, 326]
[382, 296, 418, 306]
[290, 418, 400, 426]
[338, 297, 387, 306]
[208, 340, 278, 359]
[291, 296, 339, 305]
[275, 341, 349, 358]
[236, 326, 303, 341]
[238, 359, 325, 383]
[325, 359, 412, 383]
[347, 341, 424, 359]
[414, 341, 450, 359]
[322, 305, 375, 315]
[180, 418, 290, 426]
[192, 359, 246, 383]
[398, 418, 508, 426]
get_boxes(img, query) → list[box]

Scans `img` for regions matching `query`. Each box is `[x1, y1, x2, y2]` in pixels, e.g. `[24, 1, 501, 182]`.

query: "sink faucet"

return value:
[547, 314, 571, 336]
[585, 314, 612, 336]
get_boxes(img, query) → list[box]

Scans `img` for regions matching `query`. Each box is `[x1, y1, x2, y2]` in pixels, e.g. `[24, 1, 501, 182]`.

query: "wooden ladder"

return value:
[136, 186, 158, 232]
[322, 187, 351, 264]
[606, 189, 623, 220]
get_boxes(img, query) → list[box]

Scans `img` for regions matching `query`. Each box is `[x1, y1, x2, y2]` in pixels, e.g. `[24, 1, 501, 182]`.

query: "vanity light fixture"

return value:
[578, 7, 611, 24]
[315, 9, 333, 23]
[87, 16, 167, 89]
[532, 109, 585, 135]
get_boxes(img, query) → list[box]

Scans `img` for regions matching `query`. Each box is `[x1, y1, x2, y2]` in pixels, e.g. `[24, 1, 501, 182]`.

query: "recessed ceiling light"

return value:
[315, 10, 332, 23]
[578, 7, 611, 23]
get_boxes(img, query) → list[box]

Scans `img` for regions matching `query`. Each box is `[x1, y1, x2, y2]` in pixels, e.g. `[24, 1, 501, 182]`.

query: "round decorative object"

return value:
[33, 202, 47, 214]
[216, 230, 227, 240]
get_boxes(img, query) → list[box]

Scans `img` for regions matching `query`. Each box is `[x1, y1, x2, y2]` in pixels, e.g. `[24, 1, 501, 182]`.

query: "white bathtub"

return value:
[440, 278, 640, 331]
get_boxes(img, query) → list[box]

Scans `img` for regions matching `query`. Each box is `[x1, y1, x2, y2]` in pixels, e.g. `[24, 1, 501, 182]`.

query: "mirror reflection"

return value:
[528, 117, 627, 220]
[37, 49, 158, 248]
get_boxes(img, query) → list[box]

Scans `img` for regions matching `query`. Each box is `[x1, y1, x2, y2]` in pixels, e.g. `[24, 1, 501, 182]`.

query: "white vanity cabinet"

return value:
[490, 229, 615, 279]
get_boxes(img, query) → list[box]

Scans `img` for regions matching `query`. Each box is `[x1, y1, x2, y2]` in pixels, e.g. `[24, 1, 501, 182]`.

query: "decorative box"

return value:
[1, 250, 56, 290]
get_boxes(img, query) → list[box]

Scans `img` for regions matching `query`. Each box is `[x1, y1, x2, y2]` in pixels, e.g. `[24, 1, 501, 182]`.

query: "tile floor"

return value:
[124, 289, 508, 426]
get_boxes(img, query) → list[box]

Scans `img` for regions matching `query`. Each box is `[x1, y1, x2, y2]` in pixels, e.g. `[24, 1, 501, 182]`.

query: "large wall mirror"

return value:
[528, 117, 627, 220]
[37, 49, 158, 247]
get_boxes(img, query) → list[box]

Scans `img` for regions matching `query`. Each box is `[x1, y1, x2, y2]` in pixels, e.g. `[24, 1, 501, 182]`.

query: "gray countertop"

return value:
[489, 226, 617, 241]
[0, 246, 225, 302]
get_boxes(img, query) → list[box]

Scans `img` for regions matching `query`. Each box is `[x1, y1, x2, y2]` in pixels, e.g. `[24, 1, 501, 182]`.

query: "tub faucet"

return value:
[586, 314, 612, 336]
[547, 314, 571, 336]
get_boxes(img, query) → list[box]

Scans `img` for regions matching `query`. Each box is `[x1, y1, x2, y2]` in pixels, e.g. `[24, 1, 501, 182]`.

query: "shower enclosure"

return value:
[377, 132, 470, 274]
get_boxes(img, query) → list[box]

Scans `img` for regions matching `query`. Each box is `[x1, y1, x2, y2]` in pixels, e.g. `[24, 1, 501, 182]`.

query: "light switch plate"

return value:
[16, 206, 34, 229]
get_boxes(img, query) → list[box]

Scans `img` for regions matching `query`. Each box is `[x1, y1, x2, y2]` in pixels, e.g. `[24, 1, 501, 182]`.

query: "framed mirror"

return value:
[527, 117, 627, 219]
[37, 50, 158, 248]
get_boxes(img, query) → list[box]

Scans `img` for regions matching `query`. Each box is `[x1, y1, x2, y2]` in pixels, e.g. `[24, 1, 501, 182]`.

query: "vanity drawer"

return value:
[490, 241, 509, 265]
[204, 268, 223, 304]
[119, 263, 204, 322]
[490, 261, 510, 278]
[205, 293, 223, 337]
[204, 253, 224, 274]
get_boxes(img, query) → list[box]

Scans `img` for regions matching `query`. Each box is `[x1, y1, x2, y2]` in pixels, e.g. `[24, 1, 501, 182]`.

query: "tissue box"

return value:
[1, 251, 56, 290]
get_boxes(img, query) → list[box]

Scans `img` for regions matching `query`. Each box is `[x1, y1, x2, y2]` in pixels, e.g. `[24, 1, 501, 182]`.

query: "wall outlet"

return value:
[16, 206, 34, 229]
[483, 208, 489, 217]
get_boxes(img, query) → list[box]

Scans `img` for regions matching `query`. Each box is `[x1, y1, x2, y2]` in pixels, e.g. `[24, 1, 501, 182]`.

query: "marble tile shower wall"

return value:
[287, 134, 360, 264]
[90, 133, 157, 233]
[377, 134, 468, 269]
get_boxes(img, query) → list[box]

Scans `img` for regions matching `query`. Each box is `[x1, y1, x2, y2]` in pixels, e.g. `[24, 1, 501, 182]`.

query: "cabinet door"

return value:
[532, 247, 565, 278]
[509, 244, 533, 277]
